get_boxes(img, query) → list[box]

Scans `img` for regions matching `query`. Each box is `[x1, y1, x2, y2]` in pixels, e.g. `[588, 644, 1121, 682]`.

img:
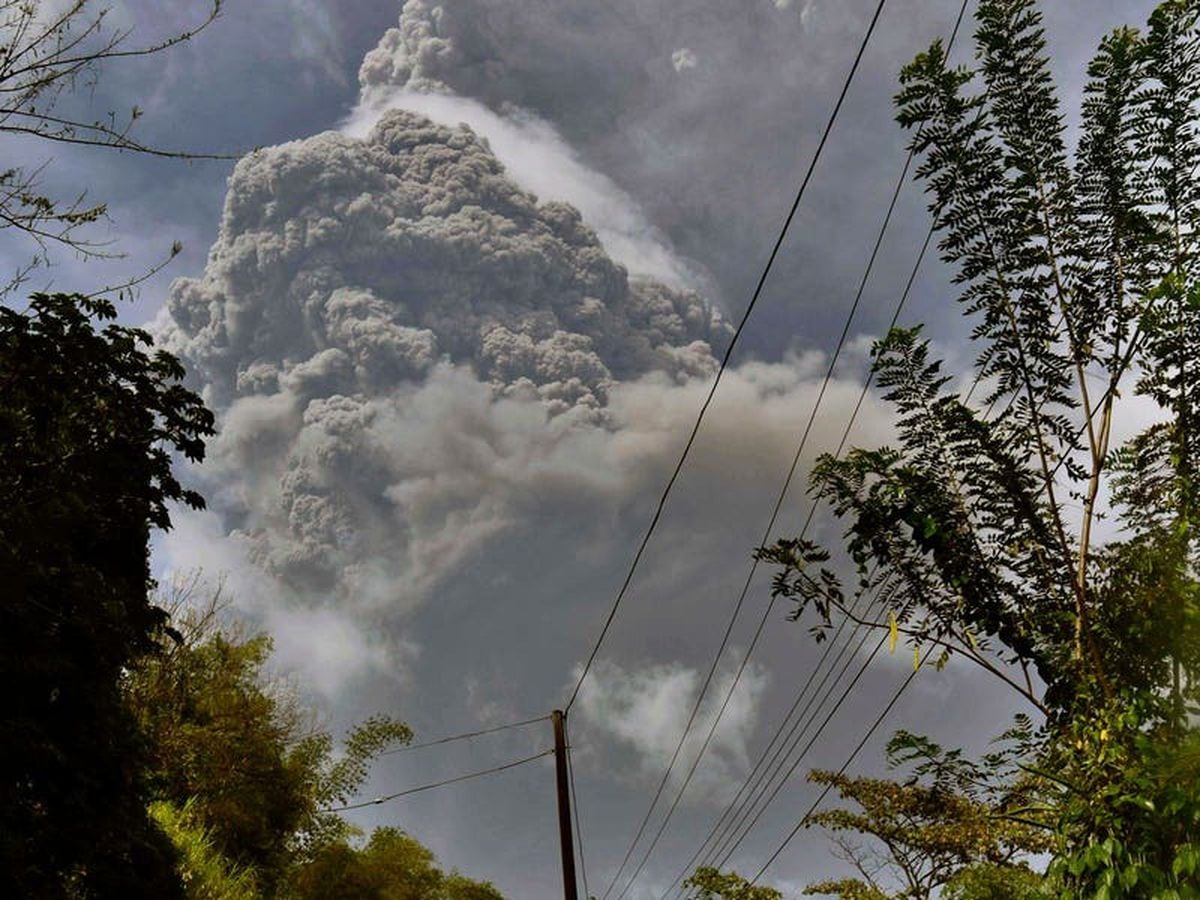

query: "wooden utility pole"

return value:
[552, 709, 580, 900]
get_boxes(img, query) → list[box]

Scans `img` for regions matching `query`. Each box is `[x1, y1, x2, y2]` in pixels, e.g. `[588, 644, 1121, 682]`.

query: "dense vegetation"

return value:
[0, 292, 508, 897]
[0, 292, 213, 896]
[128, 582, 504, 899]
[0, 4, 510, 894]
[751, 0, 1200, 895]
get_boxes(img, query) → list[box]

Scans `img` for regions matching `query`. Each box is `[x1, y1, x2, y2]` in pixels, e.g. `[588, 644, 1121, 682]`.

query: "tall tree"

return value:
[761, 0, 1200, 891]
[0, 293, 213, 896]
[125, 580, 414, 896]
[801, 731, 1049, 899]
[684, 867, 782, 900]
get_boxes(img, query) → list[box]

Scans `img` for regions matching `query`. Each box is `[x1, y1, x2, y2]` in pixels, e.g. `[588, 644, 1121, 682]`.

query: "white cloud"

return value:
[671, 48, 698, 72]
[160, 508, 411, 698]
[572, 656, 770, 802]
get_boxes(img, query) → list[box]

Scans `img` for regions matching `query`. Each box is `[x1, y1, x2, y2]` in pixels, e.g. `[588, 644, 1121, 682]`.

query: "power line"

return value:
[615, 0, 975, 890]
[379, 715, 550, 756]
[564, 0, 891, 718]
[670, 222, 939, 893]
[614, 53, 926, 900]
[319, 748, 554, 814]
[660, 594, 868, 898]
[710, 633, 890, 876]
[692, 330, 1004, 885]
[622, 110, 932, 900]
[705, 408, 1046, 888]
[682, 584, 897, 894]
[683, 591, 888, 892]
[592, 3, 895, 895]
[671, 223, 936, 872]
[566, 716, 592, 900]
[749, 652, 929, 886]
[707, 312, 1062, 880]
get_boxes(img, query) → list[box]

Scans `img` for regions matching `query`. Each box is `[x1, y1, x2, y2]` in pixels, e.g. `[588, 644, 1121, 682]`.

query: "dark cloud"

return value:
[162, 109, 733, 625]
[158, 92, 908, 899]
[355, 0, 1162, 356]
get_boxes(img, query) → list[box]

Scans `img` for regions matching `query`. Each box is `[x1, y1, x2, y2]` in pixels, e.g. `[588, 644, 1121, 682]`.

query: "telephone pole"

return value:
[552, 709, 580, 900]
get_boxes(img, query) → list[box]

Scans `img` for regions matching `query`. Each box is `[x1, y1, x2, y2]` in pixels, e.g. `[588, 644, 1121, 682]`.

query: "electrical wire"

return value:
[660, 590, 876, 898]
[749, 651, 931, 886]
[711, 634, 890, 875]
[591, 4, 897, 895]
[319, 748, 554, 814]
[668, 222, 940, 897]
[600, 0, 1100, 887]
[620, 1, 976, 891]
[565, 716, 592, 900]
[565, 0, 892, 719]
[695, 402, 1024, 881]
[615, 51, 932, 900]
[688, 367, 991, 890]
[691, 594, 888, 887]
[625, 123, 939, 900]
[679, 581, 897, 895]
[379, 715, 550, 756]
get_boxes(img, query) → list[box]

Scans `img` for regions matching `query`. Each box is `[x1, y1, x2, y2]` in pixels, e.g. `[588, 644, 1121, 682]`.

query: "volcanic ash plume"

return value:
[161, 110, 729, 616]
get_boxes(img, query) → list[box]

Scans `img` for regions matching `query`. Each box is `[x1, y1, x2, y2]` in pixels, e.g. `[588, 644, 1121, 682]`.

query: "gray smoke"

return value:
[162, 110, 731, 626]
[350, 0, 899, 324]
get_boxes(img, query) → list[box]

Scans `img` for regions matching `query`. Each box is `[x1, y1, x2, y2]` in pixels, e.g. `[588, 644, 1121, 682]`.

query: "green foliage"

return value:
[803, 879, 888, 900]
[683, 867, 782, 900]
[287, 827, 505, 900]
[801, 731, 1049, 899]
[761, 0, 1200, 894]
[0, 293, 213, 896]
[128, 616, 314, 888]
[763, 0, 1200, 713]
[290, 714, 417, 867]
[942, 863, 1045, 900]
[125, 585, 413, 894]
[149, 800, 259, 900]
[1040, 703, 1200, 897]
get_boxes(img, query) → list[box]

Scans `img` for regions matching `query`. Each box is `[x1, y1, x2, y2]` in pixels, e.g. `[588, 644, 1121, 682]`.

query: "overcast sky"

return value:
[6, 1, 1164, 897]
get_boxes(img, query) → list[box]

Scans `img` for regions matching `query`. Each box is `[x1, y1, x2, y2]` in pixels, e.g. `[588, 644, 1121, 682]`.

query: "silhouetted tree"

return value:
[763, 0, 1200, 891]
[0, 292, 213, 896]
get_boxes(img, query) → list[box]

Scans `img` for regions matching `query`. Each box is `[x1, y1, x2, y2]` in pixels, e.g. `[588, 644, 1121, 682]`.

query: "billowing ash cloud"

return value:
[349, 0, 890, 324]
[161, 110, 730, 638]
[168, 110, 726, 408]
